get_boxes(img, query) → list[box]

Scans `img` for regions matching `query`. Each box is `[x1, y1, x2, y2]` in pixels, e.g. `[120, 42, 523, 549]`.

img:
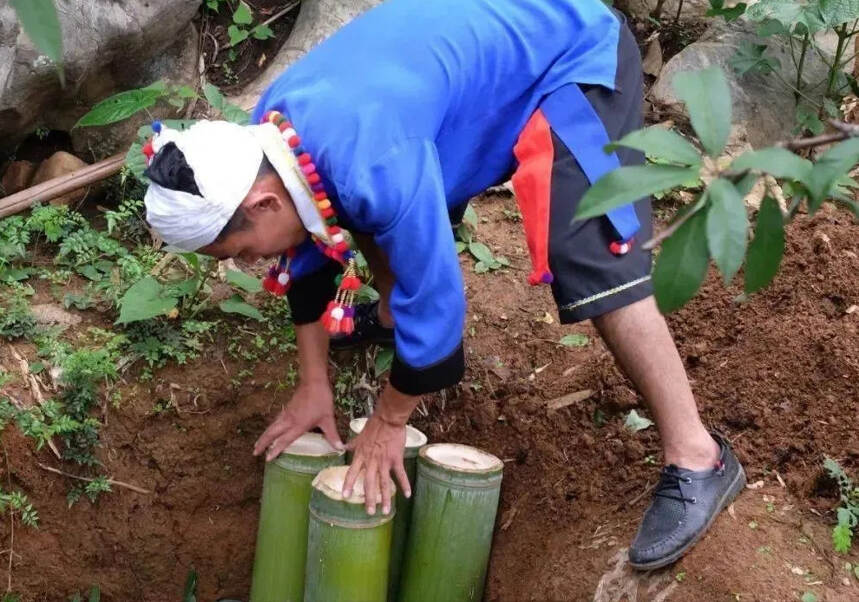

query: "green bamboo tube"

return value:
[250, 433, 345, 602]
[305, 465, 394, 602]
[398, 443, 503, 602]
[349, 418, 428, 602]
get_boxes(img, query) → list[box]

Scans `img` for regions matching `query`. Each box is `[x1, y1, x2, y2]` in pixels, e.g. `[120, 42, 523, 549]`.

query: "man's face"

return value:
[199, 176, 306, 263]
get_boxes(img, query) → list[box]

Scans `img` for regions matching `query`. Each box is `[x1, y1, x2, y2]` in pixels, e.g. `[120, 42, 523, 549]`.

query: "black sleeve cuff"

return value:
[286, 261, 342, 325]
[389, 342, 464, 395]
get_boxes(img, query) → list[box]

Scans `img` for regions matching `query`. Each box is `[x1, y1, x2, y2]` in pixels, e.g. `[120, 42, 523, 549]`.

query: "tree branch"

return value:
[36, 463, 151, 495]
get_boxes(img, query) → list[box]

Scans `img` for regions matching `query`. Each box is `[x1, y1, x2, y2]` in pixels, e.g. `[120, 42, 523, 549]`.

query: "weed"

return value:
[0, 286, 36, 340]
[824, 457, 859, 553]
[0, 489, 38, 528]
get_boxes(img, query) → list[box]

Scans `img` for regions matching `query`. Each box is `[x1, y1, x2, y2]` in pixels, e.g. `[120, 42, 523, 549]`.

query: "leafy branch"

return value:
[578, 66, 859, 314]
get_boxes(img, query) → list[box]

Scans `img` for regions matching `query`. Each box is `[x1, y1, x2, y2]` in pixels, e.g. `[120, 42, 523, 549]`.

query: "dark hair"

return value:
[214, 156, 276, 242]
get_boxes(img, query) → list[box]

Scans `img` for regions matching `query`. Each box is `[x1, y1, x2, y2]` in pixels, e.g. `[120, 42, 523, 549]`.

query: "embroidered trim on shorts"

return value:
[559, 275, 651, 312]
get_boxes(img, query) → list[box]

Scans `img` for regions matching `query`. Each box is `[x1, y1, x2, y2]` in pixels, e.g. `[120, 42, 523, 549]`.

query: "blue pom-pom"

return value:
[151, 120, 163, 134]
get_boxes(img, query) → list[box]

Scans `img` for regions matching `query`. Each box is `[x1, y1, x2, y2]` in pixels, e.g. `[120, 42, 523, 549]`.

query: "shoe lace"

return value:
[653, 467, 696, 504]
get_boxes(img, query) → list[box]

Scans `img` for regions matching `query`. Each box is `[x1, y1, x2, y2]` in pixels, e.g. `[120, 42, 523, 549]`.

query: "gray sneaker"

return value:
[629, 433, 746, 570]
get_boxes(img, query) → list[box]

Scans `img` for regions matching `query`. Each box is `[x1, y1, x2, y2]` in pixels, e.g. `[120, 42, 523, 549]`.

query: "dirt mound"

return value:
[2, 196, 858, 600]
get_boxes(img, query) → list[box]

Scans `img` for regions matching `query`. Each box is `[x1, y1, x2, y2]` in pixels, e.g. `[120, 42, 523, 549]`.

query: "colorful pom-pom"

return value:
[151, 121, 163, 134]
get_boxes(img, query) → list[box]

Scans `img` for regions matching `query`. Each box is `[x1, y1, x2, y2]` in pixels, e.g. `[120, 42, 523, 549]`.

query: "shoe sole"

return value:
[628, 464, 747, 571]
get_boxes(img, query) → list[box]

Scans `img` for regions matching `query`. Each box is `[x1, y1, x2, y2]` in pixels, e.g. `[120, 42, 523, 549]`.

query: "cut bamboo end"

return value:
[423, 443, 503, 473]
[348, 417, 427, 455]
[274, 432, 345, 474]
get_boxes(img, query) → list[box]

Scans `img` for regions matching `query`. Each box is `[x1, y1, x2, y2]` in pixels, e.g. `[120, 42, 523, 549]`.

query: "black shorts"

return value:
[512, 15, 653, 324]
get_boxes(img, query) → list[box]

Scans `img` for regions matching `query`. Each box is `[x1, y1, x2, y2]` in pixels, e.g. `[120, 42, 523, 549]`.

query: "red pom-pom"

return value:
[340, 317, 354, 334]
[321, 207, 335, 218]
[288, 135, 301, 148]
[142, 139, 154, 159]
[307, 173, 321, 184]
[314, 191, 328, 201]
[340, 276, 361, 291]
[334, 241, 350, 253]
[298, 153, 312, 165]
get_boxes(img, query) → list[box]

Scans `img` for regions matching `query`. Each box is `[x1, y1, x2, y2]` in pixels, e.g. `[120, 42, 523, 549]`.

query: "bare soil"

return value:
[1, 195, 858, 601]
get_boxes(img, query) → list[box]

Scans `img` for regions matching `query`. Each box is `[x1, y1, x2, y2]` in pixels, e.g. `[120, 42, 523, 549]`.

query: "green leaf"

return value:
[75, 82, 167, 128]
[225, 269, 262, 293]
[745, 0, 823, 32]
[577, 165, 699, 219]
[202, 83, 249, 124]
[653, 208, 709, 313]
[455, 241, 467, 254]
[374, 347, 394, 377]
[463, 204, 478, 229]
[818, 0, 859, 27]
[559, 334, 589, 347]
[183, 568, 198, 602]
[468, 241, 495, 264]
[729, 41, 779, 76]
[473, 261, 490, 274]
[800, 592, 818, 602]
[744, 197, 784, 294]
[673, 67, 732, 157]
[833, 523, 853, 554]
[228, 24, 250, 46]
[232, 1, 253, 25]
[219, 294, 263, 320]
[803, 137, 859, 211]
[252, 24, 274, 40]
[10, 0, 64, 84]
[605, 127, 701, 166]
[117, 276, 178, 324]
[795, 103, 824, 136]
[88, 586, 101, 602]
[706, 0, 748, 20]
[624, 409, 654, 432]
[206, 0, 220, 11]
[730, 148, 812, 181]
[706, 179, 748, 284]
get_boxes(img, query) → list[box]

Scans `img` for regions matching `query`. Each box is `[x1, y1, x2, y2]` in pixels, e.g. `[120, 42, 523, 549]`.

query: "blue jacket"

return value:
[252, 0, 622, 394]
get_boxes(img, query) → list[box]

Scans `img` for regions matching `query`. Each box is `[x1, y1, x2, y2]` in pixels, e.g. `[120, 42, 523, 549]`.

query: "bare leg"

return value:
[592, 296, 719, 470]
[353, 233, 396, 328]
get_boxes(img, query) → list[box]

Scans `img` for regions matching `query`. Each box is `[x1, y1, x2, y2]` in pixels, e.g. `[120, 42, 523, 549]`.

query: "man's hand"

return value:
[342, 385, 420, 515]
[253, 379, 344, 462]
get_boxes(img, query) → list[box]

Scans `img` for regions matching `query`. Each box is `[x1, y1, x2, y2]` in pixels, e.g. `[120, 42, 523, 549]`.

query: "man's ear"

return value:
[243, 191, 281, 215]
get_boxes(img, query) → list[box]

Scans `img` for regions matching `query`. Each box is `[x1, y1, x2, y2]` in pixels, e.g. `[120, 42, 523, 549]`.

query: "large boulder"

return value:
[649, 20, 832, 149]
[231, 0, 383, 111]
[0, 0, 201, 154]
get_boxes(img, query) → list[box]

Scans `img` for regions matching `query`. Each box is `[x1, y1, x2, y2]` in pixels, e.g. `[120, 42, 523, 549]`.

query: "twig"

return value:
[780, 119, 859, 150]
[36, 462, 151, 495]
[261, 0, 301, 27]
[2, 441, 14, 593]
[642, 202, 704, 250]
[7, 346, 62, 460]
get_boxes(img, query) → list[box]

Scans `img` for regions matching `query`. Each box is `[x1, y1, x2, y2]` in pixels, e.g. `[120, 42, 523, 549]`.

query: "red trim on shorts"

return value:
[511, 109, 555, 286]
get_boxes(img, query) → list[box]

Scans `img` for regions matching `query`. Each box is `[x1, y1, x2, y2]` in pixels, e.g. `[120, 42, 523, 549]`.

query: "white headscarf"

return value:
[144, 120, 329, 251]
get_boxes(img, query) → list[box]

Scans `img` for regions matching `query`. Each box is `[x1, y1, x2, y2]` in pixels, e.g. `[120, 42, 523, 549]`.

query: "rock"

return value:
[1, 160, 36, 195]
[69, 25, 201, 158]
[231, 0, 384, 111]
[30, 152, 90, 206]
[650, 20, 832, 149]
[619, 0, 714, 23]
[30, 304, 82, 328]
[642, 38, 663, 77]
[0, 0, 201, 153]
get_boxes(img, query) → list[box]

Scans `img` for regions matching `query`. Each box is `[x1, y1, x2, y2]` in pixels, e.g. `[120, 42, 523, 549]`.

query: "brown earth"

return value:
[1, 195, 858, 601]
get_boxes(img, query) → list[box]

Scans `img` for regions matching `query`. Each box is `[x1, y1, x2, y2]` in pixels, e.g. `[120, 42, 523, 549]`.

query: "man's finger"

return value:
[364, 459, 379, 516]
[319, 414, 345, 451]
[343, 455, 364, 498]
[381, 464, 393, 515]
[393, 460, 411, 499]
[253, 418, 290, 456]
[265, 426, 301, 462]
